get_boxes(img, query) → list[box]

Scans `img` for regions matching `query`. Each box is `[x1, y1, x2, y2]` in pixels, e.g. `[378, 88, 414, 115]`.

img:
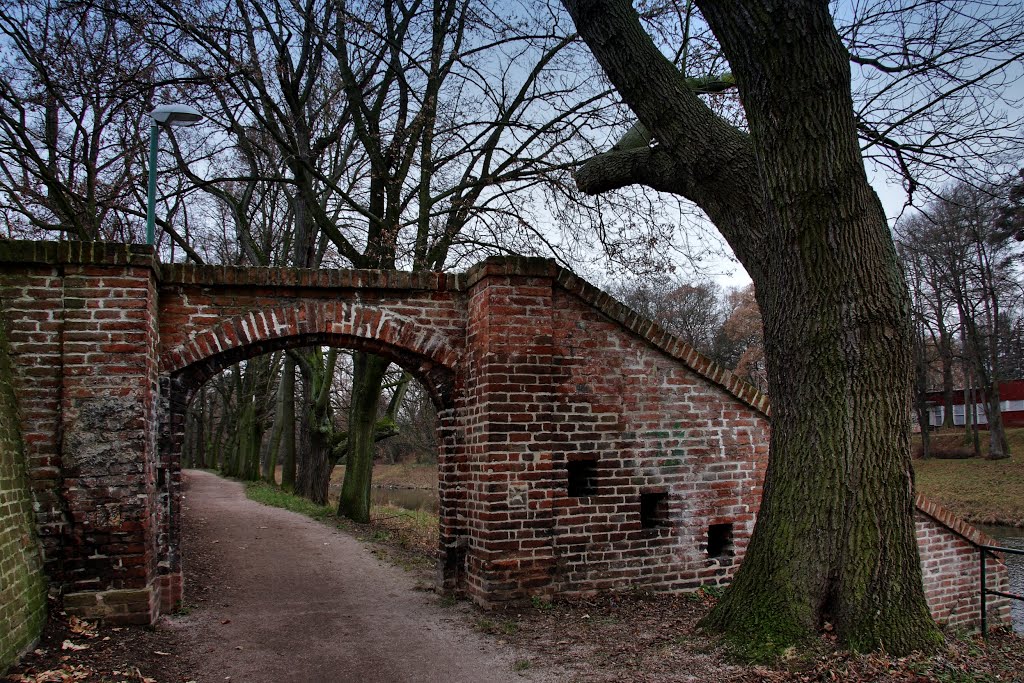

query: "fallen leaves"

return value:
[66, 617, 96, 639]
[487, 591, 1024, 683]
[5, 606, 191, 683]
[6, 665, 92, 682]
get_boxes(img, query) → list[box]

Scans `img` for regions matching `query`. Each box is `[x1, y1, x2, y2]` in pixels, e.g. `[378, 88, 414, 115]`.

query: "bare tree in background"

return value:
[898, 179, 1023, 459]
[0, 0, 162, 240]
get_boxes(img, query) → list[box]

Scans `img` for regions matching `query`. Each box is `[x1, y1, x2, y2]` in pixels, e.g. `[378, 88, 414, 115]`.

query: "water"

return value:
[977, 524, 1024, 633]
[371, 487, 438, 513]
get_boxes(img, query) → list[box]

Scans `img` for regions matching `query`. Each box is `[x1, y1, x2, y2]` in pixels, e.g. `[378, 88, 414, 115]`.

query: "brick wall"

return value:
[0, 241, 161, 625]
[0, 302, 47, 672]
[453, 258, 773, 605]
[0, 242, 1009, 633]
[915, 497, 1010, 629]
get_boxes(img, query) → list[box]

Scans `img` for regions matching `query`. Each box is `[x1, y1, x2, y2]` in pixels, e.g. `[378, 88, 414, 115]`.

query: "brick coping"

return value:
[0, 239, 157, 270]
[914, 493, 1003, 550]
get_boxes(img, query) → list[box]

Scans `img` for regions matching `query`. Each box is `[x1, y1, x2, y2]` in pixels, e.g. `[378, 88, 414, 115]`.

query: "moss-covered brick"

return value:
[0, 310, 47, 673]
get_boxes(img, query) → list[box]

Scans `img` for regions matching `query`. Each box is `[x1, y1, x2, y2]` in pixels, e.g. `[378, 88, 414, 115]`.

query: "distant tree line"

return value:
[897, 172, 1024, 459]
[611, 277, 766, 393]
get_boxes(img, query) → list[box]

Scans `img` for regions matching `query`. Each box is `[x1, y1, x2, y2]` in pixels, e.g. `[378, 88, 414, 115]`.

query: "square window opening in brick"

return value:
[566, 459, 598, 497]
[639, 492, 669, 528]
[707, 523, 734, 558]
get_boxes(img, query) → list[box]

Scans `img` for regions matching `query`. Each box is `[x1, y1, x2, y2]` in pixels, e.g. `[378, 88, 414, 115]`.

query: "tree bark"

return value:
[562, 0, 941, 655]
[338, 352, 390, 523]
[295, 351, 338, 505]
[985, 383, 1010, 460]
[280, 357, 298, 491]
[937, 310, 957, 429]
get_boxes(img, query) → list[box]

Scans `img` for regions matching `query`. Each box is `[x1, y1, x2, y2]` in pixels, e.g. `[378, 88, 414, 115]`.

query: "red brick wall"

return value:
[543, 286, 769, 596]
[915, 498, 1010, 629]
[0, 242, 161, 624]
[458, 262, 560, 603]
[0, 260, 67, 578]
[0, 242, 1010, 632]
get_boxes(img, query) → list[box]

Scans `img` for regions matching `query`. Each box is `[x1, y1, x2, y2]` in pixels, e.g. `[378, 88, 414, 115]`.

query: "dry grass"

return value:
[914, 428, 1024, 527]
[333, 461, 437, 489]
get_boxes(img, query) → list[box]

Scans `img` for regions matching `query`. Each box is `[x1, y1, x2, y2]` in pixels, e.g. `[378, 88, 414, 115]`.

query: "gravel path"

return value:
[169, 469, 552, 683]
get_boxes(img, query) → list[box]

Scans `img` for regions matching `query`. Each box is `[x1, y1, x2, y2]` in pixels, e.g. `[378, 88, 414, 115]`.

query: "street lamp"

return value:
[145, 103, 204, 246]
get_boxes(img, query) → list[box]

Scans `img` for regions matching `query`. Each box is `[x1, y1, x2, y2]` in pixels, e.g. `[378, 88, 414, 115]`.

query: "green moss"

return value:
[0, 316, 48, 671]
[700, 574, 816, 664]
[712, 610, 813, 664]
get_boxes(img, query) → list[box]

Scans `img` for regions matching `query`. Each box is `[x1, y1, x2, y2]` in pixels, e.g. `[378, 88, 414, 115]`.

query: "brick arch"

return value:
[161, 300, 461, 401]
[153, 301, 464, 612]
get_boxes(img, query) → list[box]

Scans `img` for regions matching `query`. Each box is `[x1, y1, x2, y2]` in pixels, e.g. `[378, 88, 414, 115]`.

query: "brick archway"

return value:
[162, 300, 461, 405]
[155, 306, 464, 611]
[0, 240, 1009, 631]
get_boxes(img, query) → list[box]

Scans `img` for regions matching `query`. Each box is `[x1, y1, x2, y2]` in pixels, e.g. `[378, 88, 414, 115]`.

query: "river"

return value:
[371, 486, 438, 513]
[978, 524, 1024, 633]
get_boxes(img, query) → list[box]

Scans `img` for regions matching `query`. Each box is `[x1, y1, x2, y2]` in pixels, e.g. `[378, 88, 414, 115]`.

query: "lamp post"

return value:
[145, 103, 204, 246]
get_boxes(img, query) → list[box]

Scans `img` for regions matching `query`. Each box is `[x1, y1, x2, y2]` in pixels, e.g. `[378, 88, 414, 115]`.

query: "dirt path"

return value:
[167, 470, 553, 683]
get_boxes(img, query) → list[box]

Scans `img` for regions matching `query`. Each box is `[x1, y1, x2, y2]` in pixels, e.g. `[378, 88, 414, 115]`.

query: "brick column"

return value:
[461, 257, 560, 605]
[0, 242, 162, 624]
[59, 251, 160, 624]
[155, 374, 188, 614]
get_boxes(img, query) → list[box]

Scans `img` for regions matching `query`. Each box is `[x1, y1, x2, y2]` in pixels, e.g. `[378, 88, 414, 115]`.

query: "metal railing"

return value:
[980, 543, 1023, 636]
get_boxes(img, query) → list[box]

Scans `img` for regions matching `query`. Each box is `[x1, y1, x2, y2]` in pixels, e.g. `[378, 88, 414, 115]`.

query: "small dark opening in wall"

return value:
[707, 523, 734, 558]
[567, 459, 598, 497]
[639, 492, 669, 528]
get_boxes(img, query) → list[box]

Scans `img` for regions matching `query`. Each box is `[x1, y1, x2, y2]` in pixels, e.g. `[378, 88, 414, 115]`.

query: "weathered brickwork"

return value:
[915, 497, 1010, 629]
[0, 305, 47, 672]
[0, 240, 1009, 634]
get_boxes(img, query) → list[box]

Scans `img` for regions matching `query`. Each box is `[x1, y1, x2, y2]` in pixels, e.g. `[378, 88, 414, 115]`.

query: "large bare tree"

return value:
[560, 0, 960, 655]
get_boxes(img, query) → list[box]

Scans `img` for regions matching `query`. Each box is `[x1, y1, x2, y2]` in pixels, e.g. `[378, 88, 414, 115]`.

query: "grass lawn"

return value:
[914, 427, 1024, 527]
[247, 479, 439, 558]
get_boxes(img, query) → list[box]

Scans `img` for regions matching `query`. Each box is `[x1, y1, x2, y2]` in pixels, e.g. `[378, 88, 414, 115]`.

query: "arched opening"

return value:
[155, 331, 463, 613]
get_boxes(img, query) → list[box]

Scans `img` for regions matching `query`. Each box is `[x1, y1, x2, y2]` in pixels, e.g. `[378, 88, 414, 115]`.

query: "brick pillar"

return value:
[0, 242, 162, 624]
[437, 405, 467, 593]
[461, 257, 560, 605]
[59, 252, 160, 624]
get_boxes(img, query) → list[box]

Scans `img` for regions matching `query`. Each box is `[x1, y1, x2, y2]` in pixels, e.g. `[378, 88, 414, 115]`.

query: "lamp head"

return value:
[149, 103, 203, 127]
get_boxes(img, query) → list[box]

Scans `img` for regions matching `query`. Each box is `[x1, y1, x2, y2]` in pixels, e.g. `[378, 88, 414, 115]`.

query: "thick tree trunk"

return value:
[295, 367, 335, 504]
[338, 352, 390, 523]
[295, 427, 333, 505]
[562, 0, 941, 655]
[695, 2, 940, 655]
[702, 221, 938, 651]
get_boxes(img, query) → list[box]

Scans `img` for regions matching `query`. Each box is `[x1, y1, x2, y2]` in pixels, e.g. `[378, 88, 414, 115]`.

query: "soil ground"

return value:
[9, 468, 1024, 683]
[8, 470, 557, 683]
